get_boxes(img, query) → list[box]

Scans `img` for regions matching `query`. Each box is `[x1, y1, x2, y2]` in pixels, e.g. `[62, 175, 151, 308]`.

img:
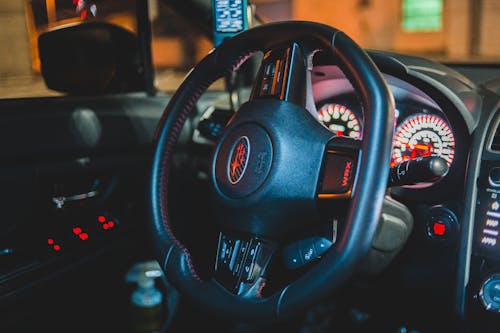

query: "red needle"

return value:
[414, 144, 430, 150]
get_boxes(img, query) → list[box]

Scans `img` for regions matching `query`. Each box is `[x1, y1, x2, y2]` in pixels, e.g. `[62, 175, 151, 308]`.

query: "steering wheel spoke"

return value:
[250, 41, 315, 110]
[214, 231, 276, 298]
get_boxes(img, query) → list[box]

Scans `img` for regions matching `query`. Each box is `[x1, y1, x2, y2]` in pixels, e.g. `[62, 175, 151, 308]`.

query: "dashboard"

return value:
[309, 63, 469, 198]
[194, 50, 493, 330]
[307, 54, 500, 331]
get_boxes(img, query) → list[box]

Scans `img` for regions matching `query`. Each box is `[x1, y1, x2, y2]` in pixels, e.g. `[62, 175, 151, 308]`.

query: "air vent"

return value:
[490, 114, 500, 152]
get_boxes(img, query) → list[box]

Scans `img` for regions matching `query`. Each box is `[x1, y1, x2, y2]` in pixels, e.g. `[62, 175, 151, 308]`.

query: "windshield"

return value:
[253, 0, 500, 64]
[1, 0, 498, 99]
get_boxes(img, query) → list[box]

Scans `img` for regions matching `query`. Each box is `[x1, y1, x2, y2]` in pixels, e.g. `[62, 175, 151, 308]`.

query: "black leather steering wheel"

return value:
[150, 21, 395, 322]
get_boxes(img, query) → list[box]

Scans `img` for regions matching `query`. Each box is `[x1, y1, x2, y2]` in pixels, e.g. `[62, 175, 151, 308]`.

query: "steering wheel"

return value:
[150, 21, 395, 322]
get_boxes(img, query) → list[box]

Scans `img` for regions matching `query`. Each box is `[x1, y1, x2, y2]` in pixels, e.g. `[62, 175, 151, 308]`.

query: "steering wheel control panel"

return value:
[252, 43, 305, 105]
[281, 236, 333, 270]
[215, 232, 275, 295]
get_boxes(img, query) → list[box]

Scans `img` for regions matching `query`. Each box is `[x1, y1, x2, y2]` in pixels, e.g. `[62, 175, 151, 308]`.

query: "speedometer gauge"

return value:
[318, 103, 361, 139]
[391, 114, 455, 167]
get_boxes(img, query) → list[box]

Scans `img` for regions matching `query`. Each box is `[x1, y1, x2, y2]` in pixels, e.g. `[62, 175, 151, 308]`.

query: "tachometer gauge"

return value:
[391, 113, 455, 167]
[318, 103, 361, 139]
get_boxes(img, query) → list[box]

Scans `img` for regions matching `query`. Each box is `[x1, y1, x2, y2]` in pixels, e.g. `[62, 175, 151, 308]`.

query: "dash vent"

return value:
[490, 114, 500, 152]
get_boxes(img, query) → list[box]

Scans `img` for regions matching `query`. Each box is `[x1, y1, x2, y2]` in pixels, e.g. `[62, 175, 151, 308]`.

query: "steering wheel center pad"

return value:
[214, 122, 273, 199]
[213, 99, 331, 238]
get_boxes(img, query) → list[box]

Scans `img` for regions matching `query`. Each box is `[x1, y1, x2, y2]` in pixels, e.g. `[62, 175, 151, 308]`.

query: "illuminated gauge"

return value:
[318, 103, 361, 139]
[391, 113, 455, 167]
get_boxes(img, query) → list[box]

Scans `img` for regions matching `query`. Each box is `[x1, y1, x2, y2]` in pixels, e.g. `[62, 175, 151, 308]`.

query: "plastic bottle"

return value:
[125, 261, 166, 333]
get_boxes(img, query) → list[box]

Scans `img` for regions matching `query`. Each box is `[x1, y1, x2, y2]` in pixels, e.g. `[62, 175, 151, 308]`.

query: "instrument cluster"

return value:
[316, 97, 456, 168]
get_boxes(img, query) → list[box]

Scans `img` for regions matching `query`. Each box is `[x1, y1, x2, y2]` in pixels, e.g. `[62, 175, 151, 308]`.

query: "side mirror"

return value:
[38, 21, 144, 95]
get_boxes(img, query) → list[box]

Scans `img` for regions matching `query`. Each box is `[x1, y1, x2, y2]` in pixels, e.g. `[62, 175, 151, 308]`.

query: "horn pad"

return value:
[213, 123, 273, 199]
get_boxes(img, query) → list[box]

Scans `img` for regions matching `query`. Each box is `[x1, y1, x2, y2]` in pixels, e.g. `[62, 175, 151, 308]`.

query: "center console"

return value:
[469, 152, 500, 312]
[459, 106, 500, 330]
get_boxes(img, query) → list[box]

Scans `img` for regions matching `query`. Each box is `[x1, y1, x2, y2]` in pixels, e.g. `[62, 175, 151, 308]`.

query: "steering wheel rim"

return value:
[150, 21, 395, 322]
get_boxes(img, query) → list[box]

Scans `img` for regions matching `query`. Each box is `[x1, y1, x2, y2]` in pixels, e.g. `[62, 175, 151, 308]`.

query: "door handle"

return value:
[52, 190, 98, 209]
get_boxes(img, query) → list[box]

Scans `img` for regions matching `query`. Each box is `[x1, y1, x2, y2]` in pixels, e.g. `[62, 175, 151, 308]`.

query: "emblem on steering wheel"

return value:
[228, 136, 250, 184]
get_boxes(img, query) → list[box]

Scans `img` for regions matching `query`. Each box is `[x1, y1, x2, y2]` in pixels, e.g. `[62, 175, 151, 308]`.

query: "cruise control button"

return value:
[242, 241, 260, 282]
[299, 239, 318, 264]
[233, 240, 249, 275]
[490, 167, 500, 186]
[311, 237, 332, 256]
[242, 263, 253, 281]
[220, 241, 227, 260]
[217, 234, 236, 268]
[282, 241, 303, 270]
[247, 241, 260, 262]
[283, 237, 332, 270]
[228, 240, 241, 271]
[239, 241, 249, 256]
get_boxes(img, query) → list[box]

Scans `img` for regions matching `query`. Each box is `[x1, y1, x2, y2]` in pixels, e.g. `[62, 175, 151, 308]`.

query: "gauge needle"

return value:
[414, 144, 430, 150]
[403, 143, 430, 150]
[413, 144, 433, 158]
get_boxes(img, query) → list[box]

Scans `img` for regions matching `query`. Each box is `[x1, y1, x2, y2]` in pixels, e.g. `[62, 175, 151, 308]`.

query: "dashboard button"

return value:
[425, 206, 458, 241]
[489, 167, 500, 187]
[428, 220, 448, 238]
[479, 274, 500, 312]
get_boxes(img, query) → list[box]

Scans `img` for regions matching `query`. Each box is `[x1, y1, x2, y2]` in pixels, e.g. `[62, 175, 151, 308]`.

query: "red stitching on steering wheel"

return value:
[157, 50, 256, 281]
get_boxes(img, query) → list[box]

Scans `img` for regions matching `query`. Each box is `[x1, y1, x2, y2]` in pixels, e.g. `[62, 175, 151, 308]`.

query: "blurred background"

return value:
[1, 0, 499, 98]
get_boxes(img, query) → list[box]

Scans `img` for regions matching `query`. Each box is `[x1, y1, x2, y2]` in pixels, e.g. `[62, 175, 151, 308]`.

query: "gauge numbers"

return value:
[318, 103, 361, 139]
[391, 113, 455, 167]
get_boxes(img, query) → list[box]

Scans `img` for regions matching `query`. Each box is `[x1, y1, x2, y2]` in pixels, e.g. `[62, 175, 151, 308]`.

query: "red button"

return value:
[432, 221, 446, 236]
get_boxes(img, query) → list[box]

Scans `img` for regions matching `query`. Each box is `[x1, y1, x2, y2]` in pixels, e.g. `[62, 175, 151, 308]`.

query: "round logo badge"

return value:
[227, 136, 250, 184]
